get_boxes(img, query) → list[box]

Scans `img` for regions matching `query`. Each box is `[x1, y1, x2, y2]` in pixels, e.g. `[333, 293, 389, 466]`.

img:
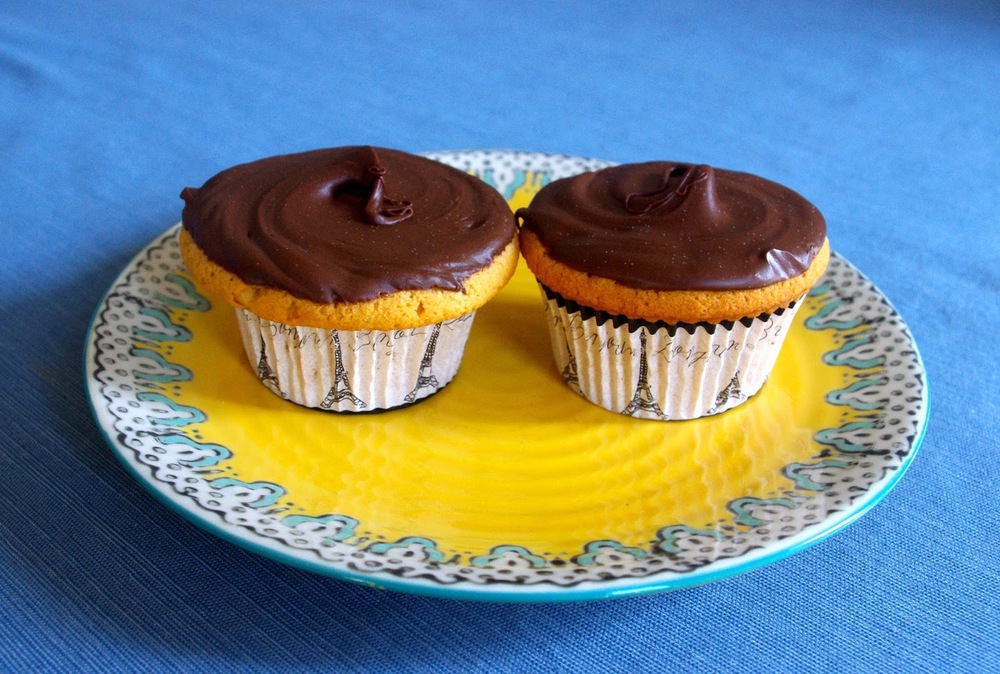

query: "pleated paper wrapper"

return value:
[539, 287, 803, 420]
[236, 309, 475, 412]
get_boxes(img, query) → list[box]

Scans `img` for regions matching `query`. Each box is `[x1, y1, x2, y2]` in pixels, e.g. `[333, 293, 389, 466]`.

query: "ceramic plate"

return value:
[85, 150, 928, 602]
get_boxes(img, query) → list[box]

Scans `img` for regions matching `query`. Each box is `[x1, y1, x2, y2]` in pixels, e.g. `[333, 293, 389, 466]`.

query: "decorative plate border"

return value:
[85, 151, 928, 601]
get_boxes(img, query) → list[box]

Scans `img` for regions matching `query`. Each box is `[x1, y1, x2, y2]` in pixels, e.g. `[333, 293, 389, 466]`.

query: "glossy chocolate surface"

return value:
[517, 162, 826, 291]
[181, 146, 515, 303]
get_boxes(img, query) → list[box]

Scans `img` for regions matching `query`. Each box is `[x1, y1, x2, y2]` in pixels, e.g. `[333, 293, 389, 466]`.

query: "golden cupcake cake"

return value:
[179, 146, 518, 411]
[517, 162, 829, 420]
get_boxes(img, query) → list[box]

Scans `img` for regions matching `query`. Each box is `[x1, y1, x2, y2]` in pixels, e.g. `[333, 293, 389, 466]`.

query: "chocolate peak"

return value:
[624, 164, 712, 215]
[363, 164, 413, 226]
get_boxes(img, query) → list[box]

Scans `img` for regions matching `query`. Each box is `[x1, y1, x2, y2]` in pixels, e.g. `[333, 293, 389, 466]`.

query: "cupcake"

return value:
[179, 146, 518, 411]
[516, 162, 829, 420]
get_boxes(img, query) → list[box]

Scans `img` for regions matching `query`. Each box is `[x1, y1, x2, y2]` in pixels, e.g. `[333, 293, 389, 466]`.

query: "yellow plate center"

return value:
[162, 257, 844, 561]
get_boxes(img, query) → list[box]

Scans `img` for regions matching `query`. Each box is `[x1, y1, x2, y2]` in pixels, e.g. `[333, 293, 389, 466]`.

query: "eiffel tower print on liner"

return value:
[255, 339, 284, 398]
[404, 323, 442, 404]
[560, 341, 581, 393]
[622, 329, 669, 420]
[708, 372, 745, 415]
[320, 331, 366, 411]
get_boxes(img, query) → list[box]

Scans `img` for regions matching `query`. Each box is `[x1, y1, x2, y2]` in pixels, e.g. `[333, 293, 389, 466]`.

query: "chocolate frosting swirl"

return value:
[181, 147, 515, 304]
[516, 162, 826, 291]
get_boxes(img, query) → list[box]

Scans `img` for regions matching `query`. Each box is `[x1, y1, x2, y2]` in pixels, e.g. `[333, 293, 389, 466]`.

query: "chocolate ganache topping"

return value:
[180, 146, 515, 304]
[516, 162, 826, 291]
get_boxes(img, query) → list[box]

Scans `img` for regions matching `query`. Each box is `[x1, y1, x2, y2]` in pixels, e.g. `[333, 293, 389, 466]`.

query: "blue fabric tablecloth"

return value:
[2, 1, 998, 671]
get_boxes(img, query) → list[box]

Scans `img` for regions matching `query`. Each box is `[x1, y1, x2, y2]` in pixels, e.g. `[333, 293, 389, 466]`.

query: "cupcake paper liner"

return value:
[540, 285, 803, 420]
[236, 309, 476, 412]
